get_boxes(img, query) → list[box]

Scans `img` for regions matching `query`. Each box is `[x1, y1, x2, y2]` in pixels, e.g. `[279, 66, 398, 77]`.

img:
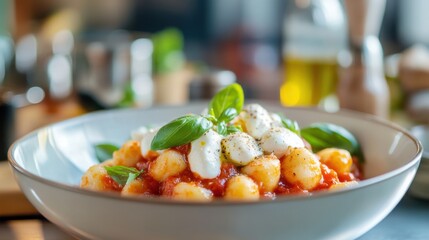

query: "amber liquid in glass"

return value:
[280, 57, 338, 107]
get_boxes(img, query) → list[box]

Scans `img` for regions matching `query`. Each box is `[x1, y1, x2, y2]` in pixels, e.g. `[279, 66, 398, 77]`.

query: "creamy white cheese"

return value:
[131, 126, 149, 141]
[270, 113, 283, 127]
[259, 127, 304, 158]
[240, 104, 273, 139]
[221, 132, 262, 166]
[140, 129, 162, 158]
[188, 130, 222, 179]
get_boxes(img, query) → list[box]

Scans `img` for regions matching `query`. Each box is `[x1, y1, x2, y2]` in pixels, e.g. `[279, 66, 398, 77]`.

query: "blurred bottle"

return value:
[337, 0, 390, 119]
[280, 0, 347, 108]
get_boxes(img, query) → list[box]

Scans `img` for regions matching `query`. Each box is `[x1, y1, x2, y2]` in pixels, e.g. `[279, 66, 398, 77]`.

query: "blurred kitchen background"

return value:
[2, 0, 429, 159]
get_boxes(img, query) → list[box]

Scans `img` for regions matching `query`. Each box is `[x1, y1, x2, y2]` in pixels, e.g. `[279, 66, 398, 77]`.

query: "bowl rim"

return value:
[8, 102, 423, 206]
[410, 124, 429, 160]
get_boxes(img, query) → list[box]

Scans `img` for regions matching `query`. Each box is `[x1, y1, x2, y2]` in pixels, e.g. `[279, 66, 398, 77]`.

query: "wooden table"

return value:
[0, 162, 76, 239]
[0, 98, 86, 239]
[0, 162, 38, 217]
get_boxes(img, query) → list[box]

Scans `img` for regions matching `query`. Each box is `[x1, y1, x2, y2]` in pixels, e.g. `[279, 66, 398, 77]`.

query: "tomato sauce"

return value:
[102, 175, 122, 192]
[200, 163, 238, 197]
[103, 146, 363, 198]
[139, 175, 161, 195]
[124, 158, 362, 198]
[172, 144, 191, 156]
[275, 178, 308, 195]
[161, 168, 194, 196]
[314, 164, 340, 191]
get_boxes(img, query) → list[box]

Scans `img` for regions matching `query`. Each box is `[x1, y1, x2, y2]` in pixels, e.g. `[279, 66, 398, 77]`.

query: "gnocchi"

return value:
[172, 182, 213, 201]
[149, 150, 187, 182]
[317, 148, 353, 174]
[113, 140, 142, 167]
[81, 85, 363, 201]
[81, 165, 116, 191]
[281, 147, 322, 190]
[225, 175, 260, 200]
[241, 155, 280, 192]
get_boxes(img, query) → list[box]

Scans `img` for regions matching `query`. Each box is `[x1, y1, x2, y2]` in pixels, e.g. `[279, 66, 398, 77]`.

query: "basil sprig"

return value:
[150, 84, 244, 150]
[209, 84, 244, 136]
[218, 108, 238, 123]
[300, 123, 364, 162]
[209, 83, 244, 119]
[104, 166, 143, 186]
[151, 114, 213, 150]
[94, 143, 119, 163]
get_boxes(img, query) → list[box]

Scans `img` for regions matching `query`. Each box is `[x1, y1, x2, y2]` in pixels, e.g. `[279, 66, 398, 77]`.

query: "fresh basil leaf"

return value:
[209, 108, 216, 118]
[301, 123, 364, 162]
[151, 114, 213, 150]
[104, 166, 143, 186]
[226, 125, 242, 134]
[217, 121, 227, 136]
[218, 108, 238, 123]
[94, 144, 119, 163]
[209, 83, 244, 119]
[279, 114, 301, 136]
[203, 114, 217, 124]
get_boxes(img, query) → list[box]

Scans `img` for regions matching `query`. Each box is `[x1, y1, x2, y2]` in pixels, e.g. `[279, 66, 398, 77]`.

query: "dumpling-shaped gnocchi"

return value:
[172, 182, 213, 201]
[317, 148, 353, 174]
[224, 175, 260, 200]
[281, 147, 322, 190]
[122, 178, 149, 196]
[80, 165, 111, 191]
[149, 150, 187, 182]
[113, 140, 142, 167]
[241, 155, 280, 192]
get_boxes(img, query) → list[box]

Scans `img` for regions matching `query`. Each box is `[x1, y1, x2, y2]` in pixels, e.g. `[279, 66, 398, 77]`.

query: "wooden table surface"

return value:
[0, 161, 77, 239]
[0, 162, 38, 217]
[1, 100, 84, 239]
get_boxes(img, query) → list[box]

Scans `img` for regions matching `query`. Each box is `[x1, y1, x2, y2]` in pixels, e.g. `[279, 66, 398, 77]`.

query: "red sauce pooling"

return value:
[140, 175, 161, 195]
[314, 164, 340, 191]
[275, 177, 308, 196]
[102, 175, 122, 192]
[200, 163, 239, 197]
[172, 144, 191, 156]
[157, 163, 239, 198]
[161, 168, 194, 196]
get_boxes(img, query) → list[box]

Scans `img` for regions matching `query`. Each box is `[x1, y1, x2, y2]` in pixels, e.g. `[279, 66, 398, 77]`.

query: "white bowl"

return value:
[8, 102, 422, 240]
[409, 125, 429, 199]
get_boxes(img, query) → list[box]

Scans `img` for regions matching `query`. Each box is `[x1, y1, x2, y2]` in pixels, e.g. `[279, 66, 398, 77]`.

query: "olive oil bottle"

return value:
[280, 57, 338, 106]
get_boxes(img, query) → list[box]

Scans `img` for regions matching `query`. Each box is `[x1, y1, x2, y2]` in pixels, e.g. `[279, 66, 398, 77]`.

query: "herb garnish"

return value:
[279, 114, 301, 136]
[104, 166, 143, 186]
[151, 115, 213, 150]
[150, 84, 244, 150]
[94, 143, 119, 163]
[301, 123, 364, 162]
